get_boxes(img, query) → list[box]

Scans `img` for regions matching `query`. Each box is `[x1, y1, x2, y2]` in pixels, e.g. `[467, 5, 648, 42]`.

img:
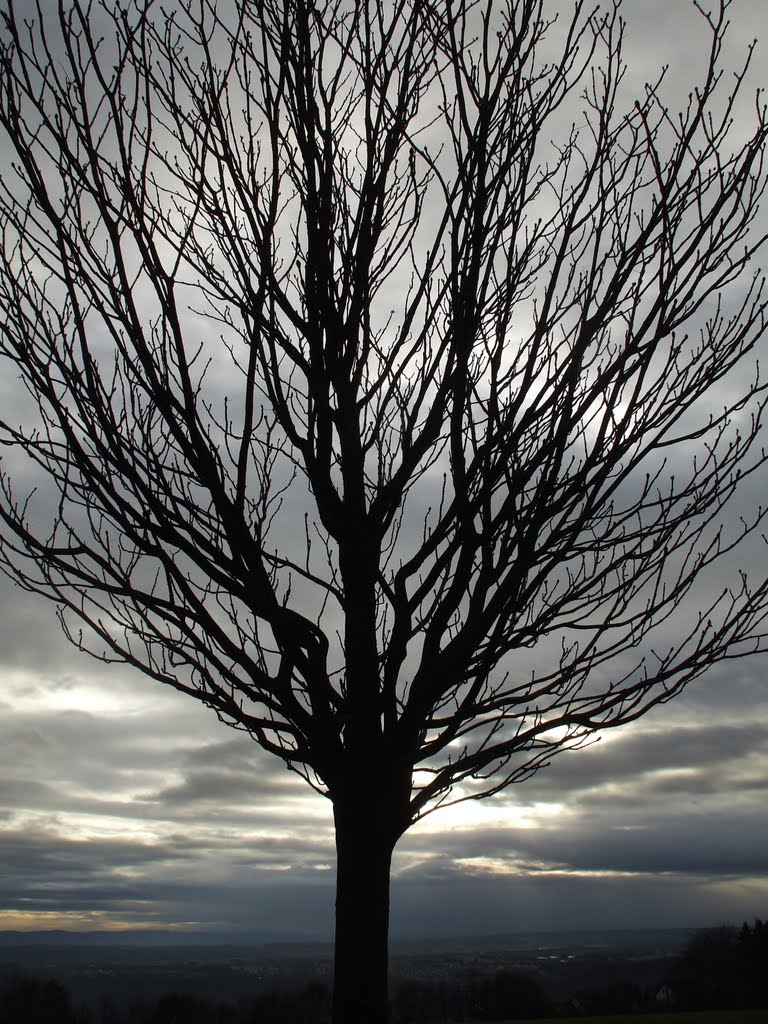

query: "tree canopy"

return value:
[1, 0, 767, 1020]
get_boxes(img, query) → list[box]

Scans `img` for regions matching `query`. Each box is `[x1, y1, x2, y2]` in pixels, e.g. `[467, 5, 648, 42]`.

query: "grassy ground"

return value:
[469, 1010, 768, 1024]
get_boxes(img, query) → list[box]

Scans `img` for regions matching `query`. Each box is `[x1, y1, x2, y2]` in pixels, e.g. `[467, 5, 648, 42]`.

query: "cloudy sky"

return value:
[1, 0, 768, 942]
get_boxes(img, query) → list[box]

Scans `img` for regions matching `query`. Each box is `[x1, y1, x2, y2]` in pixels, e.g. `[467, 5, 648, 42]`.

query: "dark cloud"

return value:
[0, 821, 336, 933]
[0, 778, 57, 805]
[3, 809, 764, 940]
[401, 810, 768, 878]
[145, 770, 307, 807]
[1, 647, 767, 937]
[0, 827, 183, 901]
[390, 868, 763, 937]
[144, 738, 310, 806]
[495, 718, 768, 805]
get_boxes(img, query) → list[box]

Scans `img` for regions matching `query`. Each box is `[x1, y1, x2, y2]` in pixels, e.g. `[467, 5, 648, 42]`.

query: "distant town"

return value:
[1, 922, 765, 1021]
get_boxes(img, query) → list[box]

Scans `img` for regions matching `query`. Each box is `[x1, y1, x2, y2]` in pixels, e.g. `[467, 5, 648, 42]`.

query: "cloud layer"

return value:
[1, 619, 767, 937]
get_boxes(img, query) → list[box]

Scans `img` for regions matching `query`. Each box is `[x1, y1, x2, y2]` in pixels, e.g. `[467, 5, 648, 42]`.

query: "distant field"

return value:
[473, 1010, 768, 1024]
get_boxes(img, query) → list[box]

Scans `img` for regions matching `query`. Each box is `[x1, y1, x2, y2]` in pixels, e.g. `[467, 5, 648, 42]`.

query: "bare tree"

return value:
[1, 0, 767, 1019]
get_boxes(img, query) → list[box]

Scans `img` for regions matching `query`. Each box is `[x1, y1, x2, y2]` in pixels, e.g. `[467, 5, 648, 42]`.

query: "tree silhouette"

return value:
[669, 919, 768, 1010]
[1, 0, 767, 1021]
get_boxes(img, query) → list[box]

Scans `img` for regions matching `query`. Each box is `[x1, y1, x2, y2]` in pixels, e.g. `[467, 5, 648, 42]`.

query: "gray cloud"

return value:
[497, 718, 768, 804]
[389, 869, 764, 937]
[143, 738, 310, 806]
[401, 811, 768, 878]
[1, 635, 767, 937]
[0, 819, 337, 933]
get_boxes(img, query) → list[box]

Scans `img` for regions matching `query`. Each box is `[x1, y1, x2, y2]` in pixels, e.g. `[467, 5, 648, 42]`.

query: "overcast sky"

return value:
[1, 0, 768, 942]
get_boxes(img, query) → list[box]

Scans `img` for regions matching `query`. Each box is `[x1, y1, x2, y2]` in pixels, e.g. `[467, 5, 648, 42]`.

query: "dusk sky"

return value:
[1, 0, 768, 942]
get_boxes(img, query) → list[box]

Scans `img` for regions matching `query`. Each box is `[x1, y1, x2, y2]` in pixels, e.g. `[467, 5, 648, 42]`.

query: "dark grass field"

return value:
[475, 1011, 768, 1024]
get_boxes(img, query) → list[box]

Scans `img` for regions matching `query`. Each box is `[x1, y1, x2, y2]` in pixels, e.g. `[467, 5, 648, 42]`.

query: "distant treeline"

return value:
[0, 969, 551, 1023]
[666, 917, 768, 1012]
[1, 919, 765, 1022]
[0, 974, 330, 1023]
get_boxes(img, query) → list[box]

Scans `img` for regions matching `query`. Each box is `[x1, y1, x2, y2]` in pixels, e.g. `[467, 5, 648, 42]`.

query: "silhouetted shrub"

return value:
[0, 974, 77, 1024]
[669, 918, 768, 1010]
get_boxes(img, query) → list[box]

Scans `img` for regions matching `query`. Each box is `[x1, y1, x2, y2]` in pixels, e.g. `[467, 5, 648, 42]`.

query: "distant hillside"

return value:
[0, 925, 693, 951]
[0, 929, 309, 947]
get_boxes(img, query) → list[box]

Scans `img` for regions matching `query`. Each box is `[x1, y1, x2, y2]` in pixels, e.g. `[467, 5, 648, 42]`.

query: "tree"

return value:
[0, 0, 767, 1020]
[0, 975, 78, 1024]
[669, 919, 768, 1010]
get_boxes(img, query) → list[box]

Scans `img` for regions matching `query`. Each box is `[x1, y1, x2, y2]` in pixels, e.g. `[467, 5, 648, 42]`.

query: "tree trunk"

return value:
[331, 798, 399, 1024]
